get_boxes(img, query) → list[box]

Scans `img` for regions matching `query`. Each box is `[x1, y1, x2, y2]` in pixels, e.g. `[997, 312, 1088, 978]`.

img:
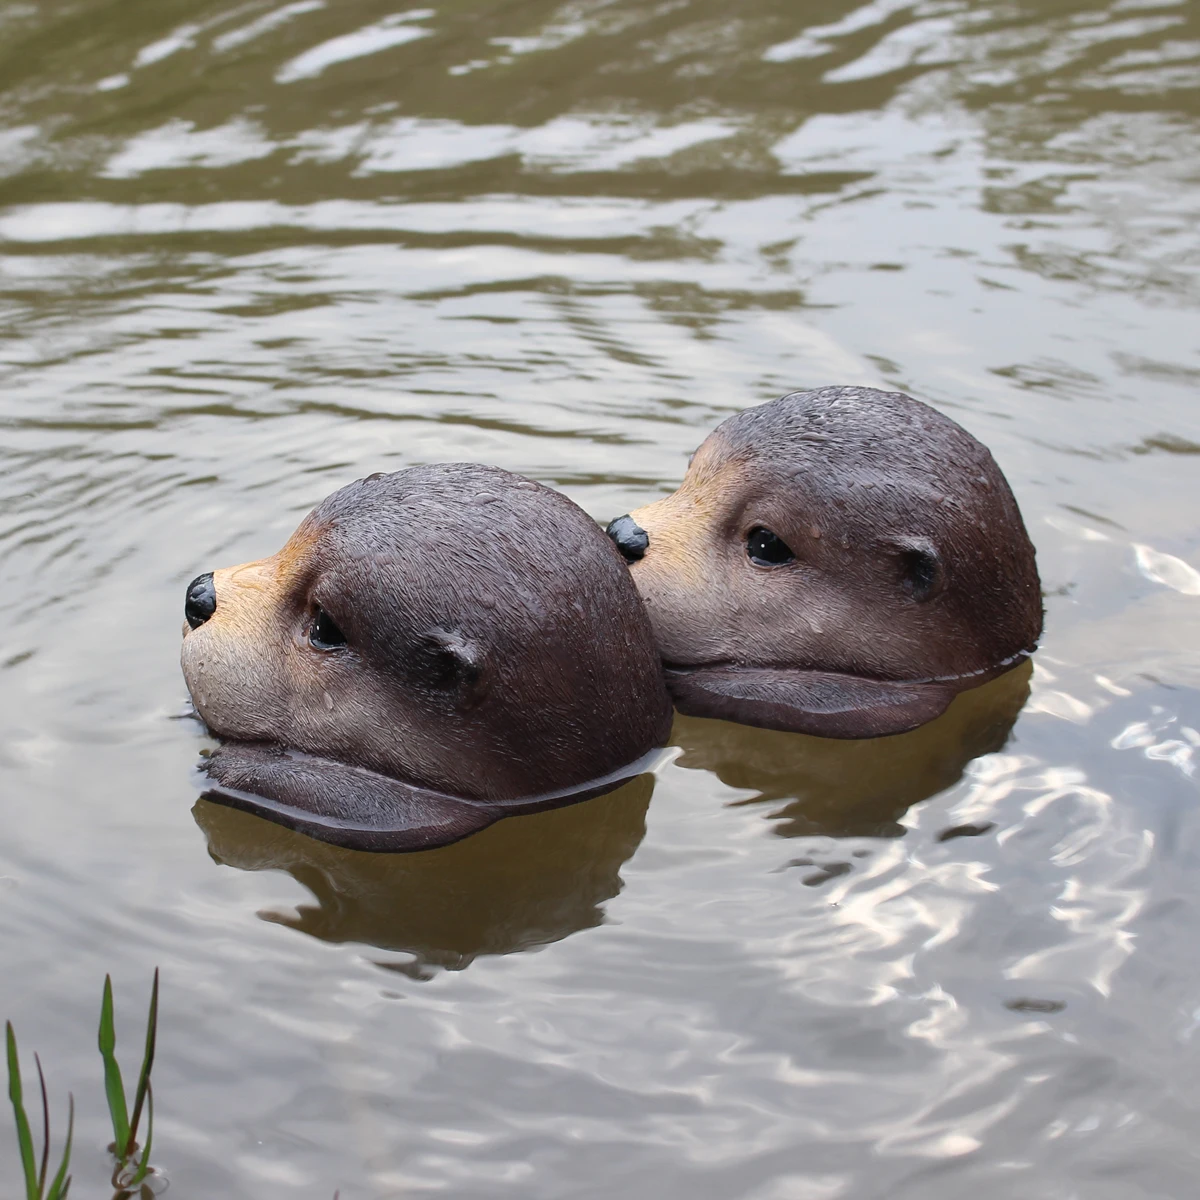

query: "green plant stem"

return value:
[6, 1022, 38, 1200]
[6, 1026, 73, 1200]
[97, 977, 130, 1153]
[130, 1081, 153, 1186]
[44, 1094, 73, 1200]
[124, 969, 158, 1160]
[35, 1055, 50, 1195]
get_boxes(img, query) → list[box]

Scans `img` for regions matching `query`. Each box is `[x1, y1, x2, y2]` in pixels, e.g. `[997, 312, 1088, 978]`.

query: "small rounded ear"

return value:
[414, 628, 491, 711]
[895, 539, 944, 602]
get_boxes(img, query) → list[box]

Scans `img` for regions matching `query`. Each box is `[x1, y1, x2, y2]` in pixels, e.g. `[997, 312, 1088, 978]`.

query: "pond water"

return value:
[1, 0, 1198, 1195]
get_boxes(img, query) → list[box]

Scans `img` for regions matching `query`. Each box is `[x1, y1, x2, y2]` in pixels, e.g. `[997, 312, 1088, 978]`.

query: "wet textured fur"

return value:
[620, 387, 1042, 737]
[182, 463, 673, 850]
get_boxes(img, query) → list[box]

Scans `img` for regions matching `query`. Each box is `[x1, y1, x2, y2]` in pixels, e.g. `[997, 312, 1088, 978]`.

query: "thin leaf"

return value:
[98, 976, 130, 1152]
[124, 970, 158, 1158]
[130, 1080, 153, 1186]
[6, 1022, 38, 1200]
[35, 1054, 50, 1195]
[44, 1093, 73, 1200]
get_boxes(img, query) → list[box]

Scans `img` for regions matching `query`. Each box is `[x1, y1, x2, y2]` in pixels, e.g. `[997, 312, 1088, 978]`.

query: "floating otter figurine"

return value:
[181, 463, 673, 852]
[607, 386, 1042, 738]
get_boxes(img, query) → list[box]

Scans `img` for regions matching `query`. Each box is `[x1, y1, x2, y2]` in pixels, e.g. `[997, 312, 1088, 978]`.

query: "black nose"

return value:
[606, 515, 649, 563]
[185, 572, 217, 629]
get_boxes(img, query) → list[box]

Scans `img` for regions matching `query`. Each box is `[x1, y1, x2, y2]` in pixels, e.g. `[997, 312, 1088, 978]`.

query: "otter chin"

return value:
[606, 386, 1042, 739]
[181, 463, 673, 852]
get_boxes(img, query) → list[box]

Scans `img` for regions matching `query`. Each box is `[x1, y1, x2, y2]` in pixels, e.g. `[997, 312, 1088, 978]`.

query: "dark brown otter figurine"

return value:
[607, 386, 1042, 738]
[181, 463, 673, 852]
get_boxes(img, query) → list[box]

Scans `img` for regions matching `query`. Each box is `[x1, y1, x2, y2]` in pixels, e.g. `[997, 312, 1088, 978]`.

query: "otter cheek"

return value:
[295, 679, 404, 776]
[181, 625, 230, 731]
[180, 623, 280, 739]
[626, 498, 733, 666]
[180, 558, 292, 741]
[625, 564, 699, 664]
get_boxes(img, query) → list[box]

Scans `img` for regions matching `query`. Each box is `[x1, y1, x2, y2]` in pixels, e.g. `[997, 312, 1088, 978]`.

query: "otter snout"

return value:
[185, 572, 216, 629]
[606, 515, 649, 562]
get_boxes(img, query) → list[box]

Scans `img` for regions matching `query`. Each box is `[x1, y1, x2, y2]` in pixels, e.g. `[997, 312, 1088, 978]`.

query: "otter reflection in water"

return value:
[673, 660, 1032, 840]
[195, 774, 654, 971]
[197, 664, 1028, 967]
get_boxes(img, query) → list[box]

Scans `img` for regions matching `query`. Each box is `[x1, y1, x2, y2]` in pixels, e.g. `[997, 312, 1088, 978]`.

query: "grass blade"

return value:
[130, 1080, 153, 1186]
[97, 976, 129, 1152]
[44, 1093, 73, 1200]
[124, 969, 158, 1158]
[35, 1054, 50, 1194]
[6, 1022, 39, 1200]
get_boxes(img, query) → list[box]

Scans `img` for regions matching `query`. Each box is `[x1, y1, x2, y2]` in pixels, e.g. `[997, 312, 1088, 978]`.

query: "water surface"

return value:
[1, 0, 1199, 1196]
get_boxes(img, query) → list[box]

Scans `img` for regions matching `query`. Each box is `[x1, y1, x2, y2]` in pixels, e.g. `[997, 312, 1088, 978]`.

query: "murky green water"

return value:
[1, 0, 1198, 1195]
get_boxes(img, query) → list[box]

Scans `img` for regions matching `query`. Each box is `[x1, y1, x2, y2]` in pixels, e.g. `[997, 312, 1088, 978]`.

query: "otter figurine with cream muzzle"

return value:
[181, 463, 674, 852]
[607, 386, 1042, 738]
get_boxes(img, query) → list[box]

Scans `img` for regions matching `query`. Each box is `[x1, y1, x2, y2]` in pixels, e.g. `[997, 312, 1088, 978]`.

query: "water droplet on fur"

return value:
[516, 480, 537, 491]
[478, 593, 497, 610]
[323, 691, 334, 711]
[474, 492, 499, 504]
[810, 526, 821, 539]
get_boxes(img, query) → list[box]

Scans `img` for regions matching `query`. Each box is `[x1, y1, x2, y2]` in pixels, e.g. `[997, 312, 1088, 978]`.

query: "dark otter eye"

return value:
[309, 606, 347, 650]
[899, 546, 942, 601]
[746, 526, 795, 567]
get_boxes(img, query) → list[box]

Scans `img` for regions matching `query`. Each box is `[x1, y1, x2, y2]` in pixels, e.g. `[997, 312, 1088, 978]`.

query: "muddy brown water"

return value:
[1, 0, 1198, 1196]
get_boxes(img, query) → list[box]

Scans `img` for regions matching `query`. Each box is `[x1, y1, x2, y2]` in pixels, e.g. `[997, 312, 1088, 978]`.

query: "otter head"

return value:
[607, 387, 1042, 738]
[181, 463, 673, 850]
